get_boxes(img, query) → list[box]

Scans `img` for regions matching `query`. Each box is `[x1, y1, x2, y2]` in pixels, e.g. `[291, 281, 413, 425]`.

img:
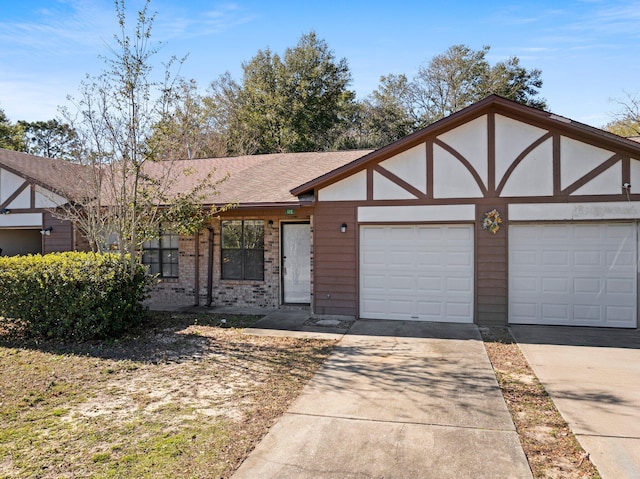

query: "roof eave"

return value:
[203, 201, 305, 210]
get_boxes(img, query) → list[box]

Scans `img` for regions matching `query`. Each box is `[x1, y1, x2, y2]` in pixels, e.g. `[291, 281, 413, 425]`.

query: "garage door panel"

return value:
[509, 223, 637, 328]
[542, 225, 571, 239]
[511, 301, 538, 319]
[574, 278, 601, 294]
[512, 276, 537, 293]
[573, 250, 601, 267]
[418, 252, 442, 266]
[389, 275, 414, 290]
[605, 223, 633, 237]
[573, 304, 601, 322]
[606, 279, 634, 294]
[417, 227, 443, 240]
[389, 226, 412, 239]
[542, 303, 569, 320]
[360, 225, 474, 322]
[417, 276, 443, 292]
[361, 298, 386, 312]
[608, 251, 635, 268]
[388, 299, 413, 314]
[606, 305, 635, 323]
[416, 301, 443, 317]
[361, 250, 385, 265]
[390, 251, 414, 264]
[447, 251, 473, 266]
[511, 251, 537, 266]
[362, 274, 386, 289]
[543, 251, 569, 266]
[542, 277, 569, 293]
[446, 276, 472, 292]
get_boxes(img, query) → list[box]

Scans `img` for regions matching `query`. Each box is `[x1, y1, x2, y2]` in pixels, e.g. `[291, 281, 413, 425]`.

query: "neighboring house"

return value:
[0, 149, 89, 256]
[4, 95, 640, 329]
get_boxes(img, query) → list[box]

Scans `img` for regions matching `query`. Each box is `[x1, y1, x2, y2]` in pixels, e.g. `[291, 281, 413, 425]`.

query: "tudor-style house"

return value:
[3, 95, 640, 329]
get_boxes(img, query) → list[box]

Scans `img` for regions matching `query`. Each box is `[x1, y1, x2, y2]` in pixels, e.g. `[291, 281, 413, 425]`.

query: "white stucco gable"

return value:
[318, 170, 367, 201]
[0, 166, 70, 211]
[35, 185, 68, 208]
[300, 96, 640, 205]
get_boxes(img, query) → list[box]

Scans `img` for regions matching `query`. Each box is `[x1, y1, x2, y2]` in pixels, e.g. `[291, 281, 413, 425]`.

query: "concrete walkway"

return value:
[234, 320, 532, 478]
[511, 326, 640, 479]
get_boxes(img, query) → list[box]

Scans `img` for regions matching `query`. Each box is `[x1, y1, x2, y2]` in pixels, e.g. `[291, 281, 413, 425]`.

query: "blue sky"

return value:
[1, 0, 639, 128]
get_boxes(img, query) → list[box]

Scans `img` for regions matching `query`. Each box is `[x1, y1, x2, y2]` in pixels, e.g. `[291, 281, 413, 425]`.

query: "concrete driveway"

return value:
[234, 320, 531, 479]
[511, 325, 640, 479]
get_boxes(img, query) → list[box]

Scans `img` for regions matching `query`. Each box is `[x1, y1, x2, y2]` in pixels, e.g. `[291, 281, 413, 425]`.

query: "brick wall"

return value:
[146, 210, 312, 309]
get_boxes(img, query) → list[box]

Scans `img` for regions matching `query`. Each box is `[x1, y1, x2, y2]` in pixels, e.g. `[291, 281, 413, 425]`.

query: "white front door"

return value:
[282, 223, 311, 304]
[360, 225, 474, 322]
[509, 223, 637, 328]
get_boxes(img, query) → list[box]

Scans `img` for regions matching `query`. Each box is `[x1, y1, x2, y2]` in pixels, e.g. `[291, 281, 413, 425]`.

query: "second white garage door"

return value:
[360, 225, 474, 322]
[509, 223, 637, 328]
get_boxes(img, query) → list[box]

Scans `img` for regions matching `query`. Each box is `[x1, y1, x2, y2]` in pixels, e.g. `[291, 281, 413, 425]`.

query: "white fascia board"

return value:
[358, 204, 475, 223]
[0, 213, 43, 228]
[509, 202, 640, 221]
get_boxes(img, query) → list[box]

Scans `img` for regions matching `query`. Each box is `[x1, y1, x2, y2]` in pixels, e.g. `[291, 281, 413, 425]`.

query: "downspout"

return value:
[193, 230, 200, 306]
[206, 227, 214, 307]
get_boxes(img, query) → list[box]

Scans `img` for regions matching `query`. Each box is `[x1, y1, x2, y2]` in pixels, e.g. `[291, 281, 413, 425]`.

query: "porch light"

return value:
[340, 223, 347, 233]
[0, 208, 9, 214]
[40, 226, 53, 236]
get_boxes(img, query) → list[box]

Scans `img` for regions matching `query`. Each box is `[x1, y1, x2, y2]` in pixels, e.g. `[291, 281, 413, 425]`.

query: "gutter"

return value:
[206, 226, 214, 307]
[193, 230, 200, 306]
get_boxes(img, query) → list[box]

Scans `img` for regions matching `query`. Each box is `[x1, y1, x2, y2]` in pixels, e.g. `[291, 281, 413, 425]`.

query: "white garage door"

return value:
[509, 223, 637, 328]
[360, 225, 474, 322]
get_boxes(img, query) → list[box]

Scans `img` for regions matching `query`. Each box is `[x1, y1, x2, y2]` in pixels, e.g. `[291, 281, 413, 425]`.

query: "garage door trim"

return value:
[509, 222, 637, 328]
[359, 224, 475, 323]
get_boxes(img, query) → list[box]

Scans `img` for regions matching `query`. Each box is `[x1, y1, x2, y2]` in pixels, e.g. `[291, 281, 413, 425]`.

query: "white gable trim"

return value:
[358, 205, 475, 223]
[0, 213, 43, 228]
[509, 202, 640, 221]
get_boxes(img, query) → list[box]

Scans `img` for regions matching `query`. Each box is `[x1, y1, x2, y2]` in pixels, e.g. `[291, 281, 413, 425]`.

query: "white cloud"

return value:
[0, 1, 115, 57]
[153, 2, 257, 40]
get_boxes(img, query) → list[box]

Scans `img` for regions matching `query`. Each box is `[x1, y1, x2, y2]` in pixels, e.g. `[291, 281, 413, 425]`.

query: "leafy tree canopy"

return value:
[18, 119, 79, 160]
[0, 108, 26, 151]
[357, 45, 547, 147]
[605, 92, 640, 138]
[207, 31, 355, 154]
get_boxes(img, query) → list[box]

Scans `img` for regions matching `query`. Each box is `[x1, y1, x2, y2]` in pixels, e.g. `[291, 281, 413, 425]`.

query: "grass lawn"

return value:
[0, 312, 335, 479]
[1, 312, 605, 479]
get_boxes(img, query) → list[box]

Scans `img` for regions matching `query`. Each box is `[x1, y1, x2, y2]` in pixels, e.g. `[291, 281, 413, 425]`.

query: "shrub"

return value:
[0, 252, 150, 340]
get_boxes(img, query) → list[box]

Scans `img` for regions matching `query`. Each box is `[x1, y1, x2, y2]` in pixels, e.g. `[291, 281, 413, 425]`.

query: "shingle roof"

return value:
[0, 148, 372, 207]
[0, 148, 92, 200]
[143, 150, 373, 205]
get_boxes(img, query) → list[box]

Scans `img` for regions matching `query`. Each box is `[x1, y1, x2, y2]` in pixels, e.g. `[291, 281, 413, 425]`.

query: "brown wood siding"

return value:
[312, 203, 358, 316]
[475, 203, 508, 326]
[42, 212, 73, 253]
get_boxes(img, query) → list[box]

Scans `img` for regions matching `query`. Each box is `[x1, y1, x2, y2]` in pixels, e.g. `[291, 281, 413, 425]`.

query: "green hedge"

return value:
[0, 252, 150, 340]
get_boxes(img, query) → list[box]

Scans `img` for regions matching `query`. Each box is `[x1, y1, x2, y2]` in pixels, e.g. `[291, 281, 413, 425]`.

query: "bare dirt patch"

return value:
[0, 311, 335, 479]
[481, 326, 600, 479]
